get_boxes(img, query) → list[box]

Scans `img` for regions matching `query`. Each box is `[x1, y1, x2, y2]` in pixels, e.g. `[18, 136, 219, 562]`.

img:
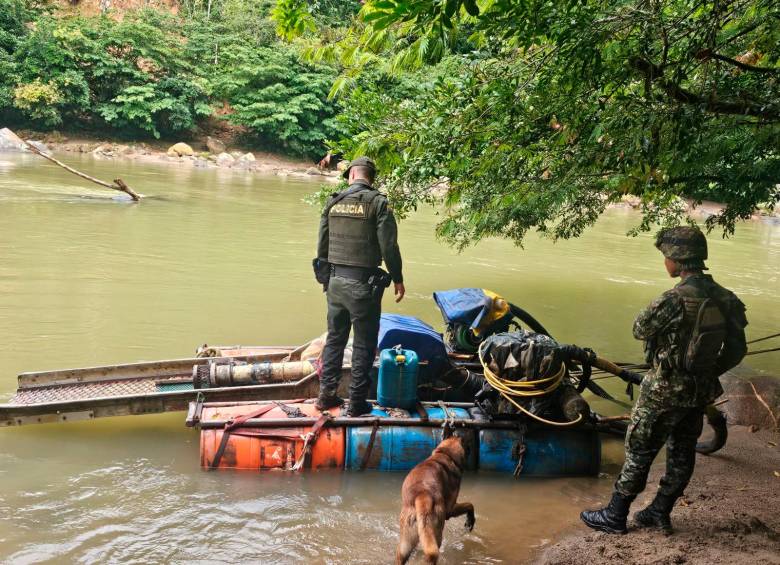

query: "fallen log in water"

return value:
[22, 139, 142, 201]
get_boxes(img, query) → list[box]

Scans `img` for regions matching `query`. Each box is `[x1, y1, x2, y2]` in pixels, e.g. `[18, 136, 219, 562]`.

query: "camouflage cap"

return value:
[655, 226, 708, 261]
[342, 156, 376, 179]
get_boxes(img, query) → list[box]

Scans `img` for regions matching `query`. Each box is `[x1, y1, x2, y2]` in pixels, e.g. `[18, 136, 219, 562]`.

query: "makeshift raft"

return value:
[189, 400, 601, 476]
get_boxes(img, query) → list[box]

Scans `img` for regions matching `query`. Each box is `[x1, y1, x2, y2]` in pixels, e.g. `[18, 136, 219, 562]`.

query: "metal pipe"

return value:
[198, 416, 524, 430]
[198, 400, 480, 408]
[200, 360, 316, 388]
[197, 416, 612, 435]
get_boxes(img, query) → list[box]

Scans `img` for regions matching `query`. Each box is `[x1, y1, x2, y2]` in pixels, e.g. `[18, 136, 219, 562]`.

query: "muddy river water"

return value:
[0, 152, 778, 564]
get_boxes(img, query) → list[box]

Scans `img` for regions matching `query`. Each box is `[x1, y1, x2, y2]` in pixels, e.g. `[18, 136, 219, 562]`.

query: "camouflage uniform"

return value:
[582, 226, 747, 535]
[615, 244, 748, 498]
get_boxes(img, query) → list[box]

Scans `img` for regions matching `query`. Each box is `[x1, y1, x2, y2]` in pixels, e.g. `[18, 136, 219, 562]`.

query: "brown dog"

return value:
[396, 435, 475, 564]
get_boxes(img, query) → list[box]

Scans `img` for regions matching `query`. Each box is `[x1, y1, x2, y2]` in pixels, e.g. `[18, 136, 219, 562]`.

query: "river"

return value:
[0, 151, 777, 564]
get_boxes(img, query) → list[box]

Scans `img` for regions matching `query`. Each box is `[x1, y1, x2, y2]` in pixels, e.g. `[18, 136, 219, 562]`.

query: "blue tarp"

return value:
[378, 314, 448, 371]
[432, 288, 492, 329]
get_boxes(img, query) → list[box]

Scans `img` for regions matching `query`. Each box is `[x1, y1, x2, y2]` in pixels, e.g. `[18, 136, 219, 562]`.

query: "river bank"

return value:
[8, 128, 780, 222]
[4, 128, 342, 183]
[536, 425, 780, 565]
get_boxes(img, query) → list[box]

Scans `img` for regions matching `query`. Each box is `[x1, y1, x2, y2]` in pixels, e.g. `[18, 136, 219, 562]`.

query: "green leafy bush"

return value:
[213, 43, 341, 157]
[6, 10, 209, 137]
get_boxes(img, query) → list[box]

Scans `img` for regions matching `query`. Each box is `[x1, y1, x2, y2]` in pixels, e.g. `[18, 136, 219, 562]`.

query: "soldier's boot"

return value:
[346, 398, 373, 417]
[315, 388, 344, 412]
[634, 493, 676, 535]
[580, 492, 635, 534]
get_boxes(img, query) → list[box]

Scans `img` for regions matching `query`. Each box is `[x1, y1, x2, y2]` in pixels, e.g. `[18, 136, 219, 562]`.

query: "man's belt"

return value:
[332, 264, 373, 282]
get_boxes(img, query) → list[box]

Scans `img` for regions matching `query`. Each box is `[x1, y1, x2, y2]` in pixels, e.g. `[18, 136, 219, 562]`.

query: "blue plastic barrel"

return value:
[478, 427, 601, 476]
[377, 348, 419, 410]
[345, 406, 476, 471]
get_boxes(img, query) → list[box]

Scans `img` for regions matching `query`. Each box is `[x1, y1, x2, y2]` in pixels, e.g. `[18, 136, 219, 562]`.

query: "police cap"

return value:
[342, 156, 377, 179]
[654, 226, 708, 262]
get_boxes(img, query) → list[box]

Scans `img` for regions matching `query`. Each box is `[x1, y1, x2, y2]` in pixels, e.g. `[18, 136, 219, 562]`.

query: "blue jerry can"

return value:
[345, 406, 477, 471]
[377, 347, 419, 410]
[478, 428, 601, 476]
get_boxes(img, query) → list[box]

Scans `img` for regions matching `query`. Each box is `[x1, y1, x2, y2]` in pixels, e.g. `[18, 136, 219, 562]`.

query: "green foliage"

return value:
[321, 0, 780, 245]
[270, 0, 360, 37]
[272, 0, 316, 41]
[3, 10, 209, 137]
[12, 79, 62, 126]
[0, 1, 340, 156]
[212, 43, 342, 157]
[97, 79, 212, 138]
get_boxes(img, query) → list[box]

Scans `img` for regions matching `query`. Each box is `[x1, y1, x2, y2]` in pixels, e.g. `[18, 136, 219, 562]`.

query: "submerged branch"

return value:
[22, 140, 142, 202]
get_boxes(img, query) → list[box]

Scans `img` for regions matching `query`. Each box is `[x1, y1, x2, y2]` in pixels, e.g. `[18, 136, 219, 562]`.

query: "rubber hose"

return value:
[509, 304, 552, 336]
[509, 304, 620, 403]
[437, 365, 485, 396]
[695, 405, 728, 455]
[576, 361, 592, 393]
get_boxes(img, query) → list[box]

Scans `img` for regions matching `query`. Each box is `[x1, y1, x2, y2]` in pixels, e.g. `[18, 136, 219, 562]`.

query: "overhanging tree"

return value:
[289, 0, 780, 246]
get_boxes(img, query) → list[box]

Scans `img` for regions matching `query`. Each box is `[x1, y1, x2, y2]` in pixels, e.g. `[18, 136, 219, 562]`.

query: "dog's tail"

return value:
[415, 494, 443, 564]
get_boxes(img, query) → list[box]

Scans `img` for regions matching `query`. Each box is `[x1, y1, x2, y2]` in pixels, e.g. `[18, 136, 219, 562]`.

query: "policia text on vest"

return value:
[313, 157, 405, 417]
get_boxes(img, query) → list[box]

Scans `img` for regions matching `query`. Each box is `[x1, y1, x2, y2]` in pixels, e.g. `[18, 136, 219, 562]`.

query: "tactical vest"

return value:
[327, 184, 382, 268]
[672, 281, 727, 376]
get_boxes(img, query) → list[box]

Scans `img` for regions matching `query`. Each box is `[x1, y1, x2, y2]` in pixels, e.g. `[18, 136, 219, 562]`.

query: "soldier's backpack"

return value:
[676, 286, 728, 374]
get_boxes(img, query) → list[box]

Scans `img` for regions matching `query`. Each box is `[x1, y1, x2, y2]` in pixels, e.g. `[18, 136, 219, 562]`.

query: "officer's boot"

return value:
[346, 398, 373, 417]
[634, 492, 676, 535]
[315, 388, 344, 412]
[580, 492, 635, 534]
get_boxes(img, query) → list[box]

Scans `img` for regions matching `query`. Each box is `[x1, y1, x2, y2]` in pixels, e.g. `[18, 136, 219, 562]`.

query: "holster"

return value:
[312, 258, 331, 292]
[367, 268, 392, 298]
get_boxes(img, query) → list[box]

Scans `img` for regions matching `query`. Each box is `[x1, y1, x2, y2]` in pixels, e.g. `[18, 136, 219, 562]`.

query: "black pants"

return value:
[319, 275, 383, 401]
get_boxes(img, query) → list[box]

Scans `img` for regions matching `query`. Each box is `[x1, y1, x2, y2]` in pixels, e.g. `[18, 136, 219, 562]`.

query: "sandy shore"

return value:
[536, 425, 780, 565]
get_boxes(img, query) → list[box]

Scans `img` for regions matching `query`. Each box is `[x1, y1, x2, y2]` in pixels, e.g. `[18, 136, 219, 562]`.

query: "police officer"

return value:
[581, 226, 747, 535]
[315, 157, 405, 417]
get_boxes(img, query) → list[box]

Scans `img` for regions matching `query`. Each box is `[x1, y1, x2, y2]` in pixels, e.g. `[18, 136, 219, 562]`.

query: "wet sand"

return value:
[536, 426, 780, 565]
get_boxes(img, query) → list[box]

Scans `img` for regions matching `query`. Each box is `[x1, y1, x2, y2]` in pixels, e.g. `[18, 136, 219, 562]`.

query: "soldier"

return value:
[581, 226, 747, 535]
[314, 156, 405, 417]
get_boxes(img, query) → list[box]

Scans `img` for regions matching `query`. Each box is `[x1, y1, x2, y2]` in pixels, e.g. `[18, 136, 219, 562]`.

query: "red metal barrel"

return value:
[200, 403, 344, 471]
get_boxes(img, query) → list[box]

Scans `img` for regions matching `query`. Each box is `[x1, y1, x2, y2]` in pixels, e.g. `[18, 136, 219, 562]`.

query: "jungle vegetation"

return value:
[1, 0, 778, 242]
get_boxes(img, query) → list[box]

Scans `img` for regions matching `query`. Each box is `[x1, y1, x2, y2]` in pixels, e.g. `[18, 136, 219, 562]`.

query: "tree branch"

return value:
[23, 140, 142, 201]
[696, 48, 779, 74]
[631, 57, 780, 118]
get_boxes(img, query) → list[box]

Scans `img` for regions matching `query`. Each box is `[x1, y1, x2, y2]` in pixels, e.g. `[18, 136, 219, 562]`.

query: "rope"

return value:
[477, 342, 583, 427]
[747, 332, 780, 345]
[746, 346, 780, 356]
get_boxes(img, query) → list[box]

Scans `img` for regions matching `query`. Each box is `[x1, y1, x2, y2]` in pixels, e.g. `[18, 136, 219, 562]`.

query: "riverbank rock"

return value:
[720, 372, 780, 430]
[167, 142, 194, 157]
[92, 144, 111, 157]
[0, 127, 26, 151]
[239, 152, 256, 162]
[216, 152, 235, 166]
[206, 136, 226, 154]
[27, 140, 51, 155]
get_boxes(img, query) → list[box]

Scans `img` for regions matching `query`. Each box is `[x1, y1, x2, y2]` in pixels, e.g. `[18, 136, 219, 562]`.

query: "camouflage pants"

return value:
[614, 402, 704, 498]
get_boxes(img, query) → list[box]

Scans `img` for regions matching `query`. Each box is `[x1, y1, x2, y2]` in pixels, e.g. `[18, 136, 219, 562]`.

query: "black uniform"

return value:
[316, 180, 403, 411]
